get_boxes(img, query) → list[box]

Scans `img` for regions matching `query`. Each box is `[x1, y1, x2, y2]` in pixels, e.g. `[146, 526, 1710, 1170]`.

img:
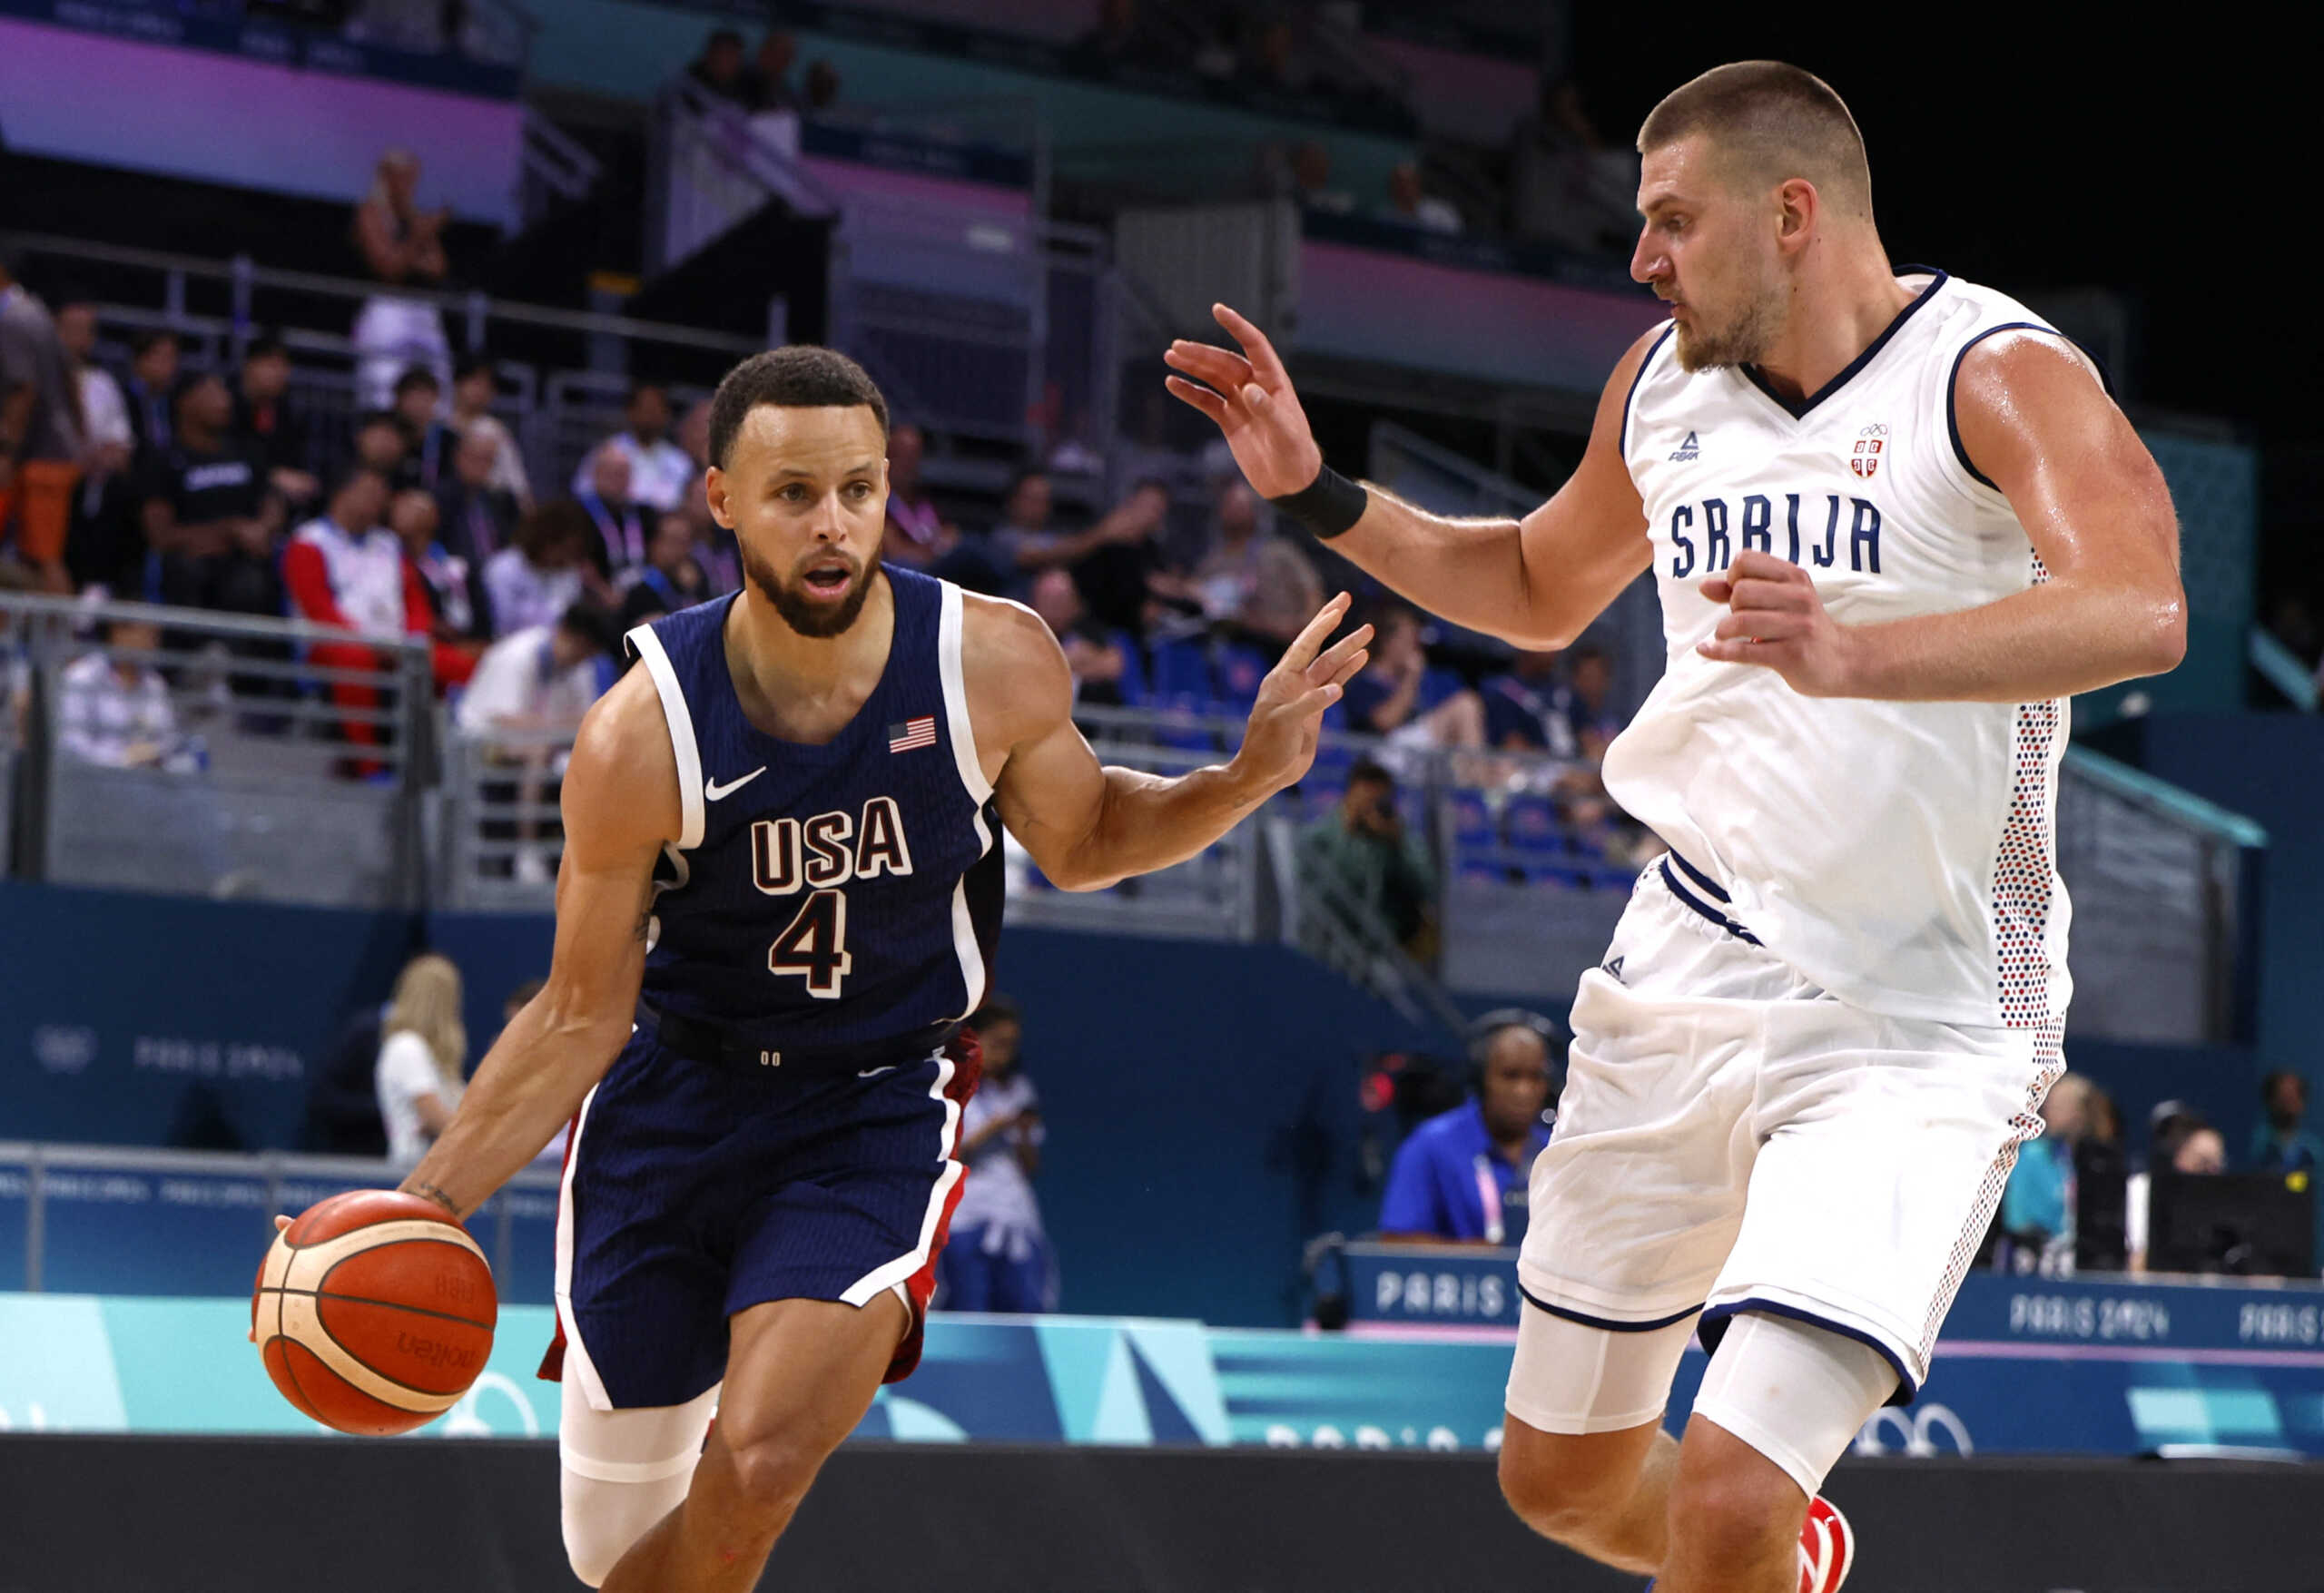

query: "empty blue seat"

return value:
[1504, 796, 1566, 853]
[1418, 666, 1466, 713]
[1213, 644, 1271, 711]
[1446, 788, 1493, 846]
[1112, 630, 1148, 705]
[1149, 638, 1213, 703]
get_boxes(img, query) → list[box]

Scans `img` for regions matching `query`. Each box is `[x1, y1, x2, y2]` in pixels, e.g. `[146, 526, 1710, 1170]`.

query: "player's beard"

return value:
[745, 546, 873, 638]
[1673, 269, 1785, 372]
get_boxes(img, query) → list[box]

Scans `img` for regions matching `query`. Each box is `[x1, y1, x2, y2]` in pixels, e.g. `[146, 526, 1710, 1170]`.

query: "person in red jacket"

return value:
[281, 466, 444, 767]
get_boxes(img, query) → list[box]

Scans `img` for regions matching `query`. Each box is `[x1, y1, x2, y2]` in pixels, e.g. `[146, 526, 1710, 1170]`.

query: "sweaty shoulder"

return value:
[1951, 326, 2114, 492]
[561, 664, 684, 856]
[959, 589, 1073, 754]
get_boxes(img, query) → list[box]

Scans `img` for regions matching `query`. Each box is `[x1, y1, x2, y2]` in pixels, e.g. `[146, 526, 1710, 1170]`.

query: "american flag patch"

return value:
[888, 715, 938, 753]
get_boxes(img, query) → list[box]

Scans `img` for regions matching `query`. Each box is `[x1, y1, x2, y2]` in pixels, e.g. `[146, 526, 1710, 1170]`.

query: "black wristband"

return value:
[1268, 465, 1369, 540]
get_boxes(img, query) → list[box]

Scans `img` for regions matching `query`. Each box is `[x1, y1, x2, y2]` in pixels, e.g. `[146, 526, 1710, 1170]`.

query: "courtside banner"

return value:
[4, 1294, 2320, 1457]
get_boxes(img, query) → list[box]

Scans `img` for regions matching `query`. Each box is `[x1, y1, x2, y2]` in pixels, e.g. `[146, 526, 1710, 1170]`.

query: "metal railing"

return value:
[0, 1141, 559, 1297]
[2, 593, 435, 910]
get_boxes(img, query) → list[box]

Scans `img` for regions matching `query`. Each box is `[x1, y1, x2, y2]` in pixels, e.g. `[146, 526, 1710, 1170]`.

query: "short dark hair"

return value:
[244, 330, 289, 362]
[628, 381, 667, 408]
[1346, 756, 1395, 792]
[706, 25, 743, 49]
[556, 600, 623, 655]
[331, 464, 391, 501]
[394, 364, 442, 398]
[517, 498, 596, 562]
[356, 409, 403, 437]
[1636, 61, 1872, 221]
[131, 329, 179, 358]
[2263, 1069, 2306, 1104]
[1004, 467, 1049, 502]
[455, 354, 495, 384]
[970, 992, 1022, 1031]
[706, 346, 889, 471]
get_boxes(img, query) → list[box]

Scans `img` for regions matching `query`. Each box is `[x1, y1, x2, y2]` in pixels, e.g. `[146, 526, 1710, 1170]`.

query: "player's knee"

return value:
[1497, 1431, 1630, 1542]
[724, 1431, 826, 1524]
[561, 1489, 648, 1588]
[1666, 1450, 1800, 1568]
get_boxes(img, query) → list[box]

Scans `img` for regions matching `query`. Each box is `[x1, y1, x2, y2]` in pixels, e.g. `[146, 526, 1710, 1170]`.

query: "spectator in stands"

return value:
[284, 467, 403, 640]
[1068, 0, 1171, 74]
[375, 952, 467, 1165]
[1482, 646, 1579, 756]
[1377, 1021, 1555, 1245]
[354, 410, 413, 490]
[485, 499, 597, 639]
[880, 421, 955, 568]
[2251, 1071, 2324, 1175]
[457, 601, 621, 882]
[434, 421, 522, 609]
[1341, 603, 1485, 754]
[137, 374, 284, 616]
[1029, 567, 1126, 707]
[804, 59, 842, 113]
[1378, 162, 1463, 236]
[1999, 1071, 2093, 1261]
[1175, 478, 1321, 644]
[121, 329, 179, 456]
[232, 332, 319, 507]
[688, 27, 750, 102]
[619, 510, 712, 625]
[54, 300, 140, 595]
[1287, 140, 1354, 213]
[746, 29, 799, 112]
[572, 383, 694, 513]
[0, 250, 85, 592]
[1299, 756, 1436, 958]
[576, 442, 649, 578]
[393, 487, 489, 661]
[391, 366, 458, 493]
[939, 994, 1055, 1313]
[1508, 78, 1638, 256]
[1240, 16, 1306, 98]
[351, 150, 453, 411]
[985, 468, 1136, 598]
[55, 616, 194, 771]
[449, 355, 531, 505]
[2127, 1108, 2230, 1273]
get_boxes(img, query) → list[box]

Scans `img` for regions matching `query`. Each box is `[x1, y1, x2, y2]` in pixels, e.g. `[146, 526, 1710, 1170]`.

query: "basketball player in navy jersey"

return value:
[1169, 62, 2182, 1593]
[390, 348, 1371, 1591]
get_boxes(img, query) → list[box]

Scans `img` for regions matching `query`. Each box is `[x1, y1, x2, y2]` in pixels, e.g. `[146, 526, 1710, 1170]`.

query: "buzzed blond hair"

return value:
[1638, 62, 1873, 221]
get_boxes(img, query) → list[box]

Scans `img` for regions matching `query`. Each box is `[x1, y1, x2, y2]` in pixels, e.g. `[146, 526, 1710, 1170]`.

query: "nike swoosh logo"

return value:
[857, 1065, 897, 1079]
[704, 768, 765, 801]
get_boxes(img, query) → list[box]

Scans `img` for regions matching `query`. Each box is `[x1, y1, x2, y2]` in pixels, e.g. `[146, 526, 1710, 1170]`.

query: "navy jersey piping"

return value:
[1739, 268, 1950, 421]
[1945, 321, 2115, 491]
[1620, 323, 1679, 457]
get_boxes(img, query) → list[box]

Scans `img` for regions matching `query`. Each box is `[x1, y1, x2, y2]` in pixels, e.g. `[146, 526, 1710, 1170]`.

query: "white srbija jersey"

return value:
[1604, 269, 2095, 1035]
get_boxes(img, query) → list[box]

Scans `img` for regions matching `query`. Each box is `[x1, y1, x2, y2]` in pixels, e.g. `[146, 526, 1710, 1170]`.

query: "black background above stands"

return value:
[3, 1435, 2320, 1593]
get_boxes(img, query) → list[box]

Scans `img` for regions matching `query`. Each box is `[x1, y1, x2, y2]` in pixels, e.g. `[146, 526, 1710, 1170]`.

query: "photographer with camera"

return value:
[1297, 756, 1436, 959]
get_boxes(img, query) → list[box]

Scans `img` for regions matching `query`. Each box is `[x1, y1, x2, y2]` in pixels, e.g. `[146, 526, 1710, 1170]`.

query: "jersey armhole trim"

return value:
[625, 622, 705, 851]
[937, 583, 997, 807]
[1619, 323, 1678, 461]
[1945, 321, 2114, 491]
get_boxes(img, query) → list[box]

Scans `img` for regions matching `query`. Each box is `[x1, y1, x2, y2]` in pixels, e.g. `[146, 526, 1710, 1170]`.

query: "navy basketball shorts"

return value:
[540, 1028, 980, 1411]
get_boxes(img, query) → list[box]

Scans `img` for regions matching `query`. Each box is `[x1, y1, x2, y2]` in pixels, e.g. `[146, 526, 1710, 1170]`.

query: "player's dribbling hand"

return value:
[1697, 551, 1862, 697]
[1162, 304, 1324, 499]
[1230, 595, 1371, 793]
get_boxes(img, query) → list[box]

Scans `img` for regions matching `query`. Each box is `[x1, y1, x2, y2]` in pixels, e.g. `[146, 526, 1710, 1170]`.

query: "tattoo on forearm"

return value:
[407, 1181, 463, 1220]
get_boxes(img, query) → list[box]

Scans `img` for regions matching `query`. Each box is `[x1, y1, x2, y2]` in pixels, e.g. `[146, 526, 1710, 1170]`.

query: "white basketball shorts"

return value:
[1510, 858, 2060, 1423]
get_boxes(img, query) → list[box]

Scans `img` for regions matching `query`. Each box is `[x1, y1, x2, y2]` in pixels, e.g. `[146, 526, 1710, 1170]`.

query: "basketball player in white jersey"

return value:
[1167, 61, 2181, 1593]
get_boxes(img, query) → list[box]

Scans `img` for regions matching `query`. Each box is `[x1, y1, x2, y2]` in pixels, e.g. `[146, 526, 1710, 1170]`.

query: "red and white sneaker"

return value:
[1798, 1495, 1855, 1593]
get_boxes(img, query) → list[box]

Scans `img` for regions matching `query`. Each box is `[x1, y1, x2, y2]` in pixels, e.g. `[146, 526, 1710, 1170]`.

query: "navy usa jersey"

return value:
[624, 565, 1003, 1051]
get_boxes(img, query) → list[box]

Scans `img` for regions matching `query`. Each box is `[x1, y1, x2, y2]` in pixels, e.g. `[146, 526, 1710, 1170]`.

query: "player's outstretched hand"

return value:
[1230, 595, 1372, 793]
[1162, 304, 1324, 499]
[1697, 551, 1861, 697]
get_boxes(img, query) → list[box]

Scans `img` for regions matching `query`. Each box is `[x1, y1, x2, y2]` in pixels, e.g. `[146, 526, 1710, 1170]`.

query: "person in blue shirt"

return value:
[1999, 1072, 2092, 1254]
[1378, 1022, 1555, 1246]
[2250, 1071, 2324, 1175]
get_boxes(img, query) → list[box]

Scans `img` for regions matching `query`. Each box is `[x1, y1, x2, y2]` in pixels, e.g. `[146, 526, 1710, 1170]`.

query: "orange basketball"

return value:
[251, 1189, 498, 1436]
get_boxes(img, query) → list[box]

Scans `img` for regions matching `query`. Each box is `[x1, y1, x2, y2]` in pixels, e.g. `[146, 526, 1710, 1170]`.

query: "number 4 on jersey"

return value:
[768, 889, 851, 998]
